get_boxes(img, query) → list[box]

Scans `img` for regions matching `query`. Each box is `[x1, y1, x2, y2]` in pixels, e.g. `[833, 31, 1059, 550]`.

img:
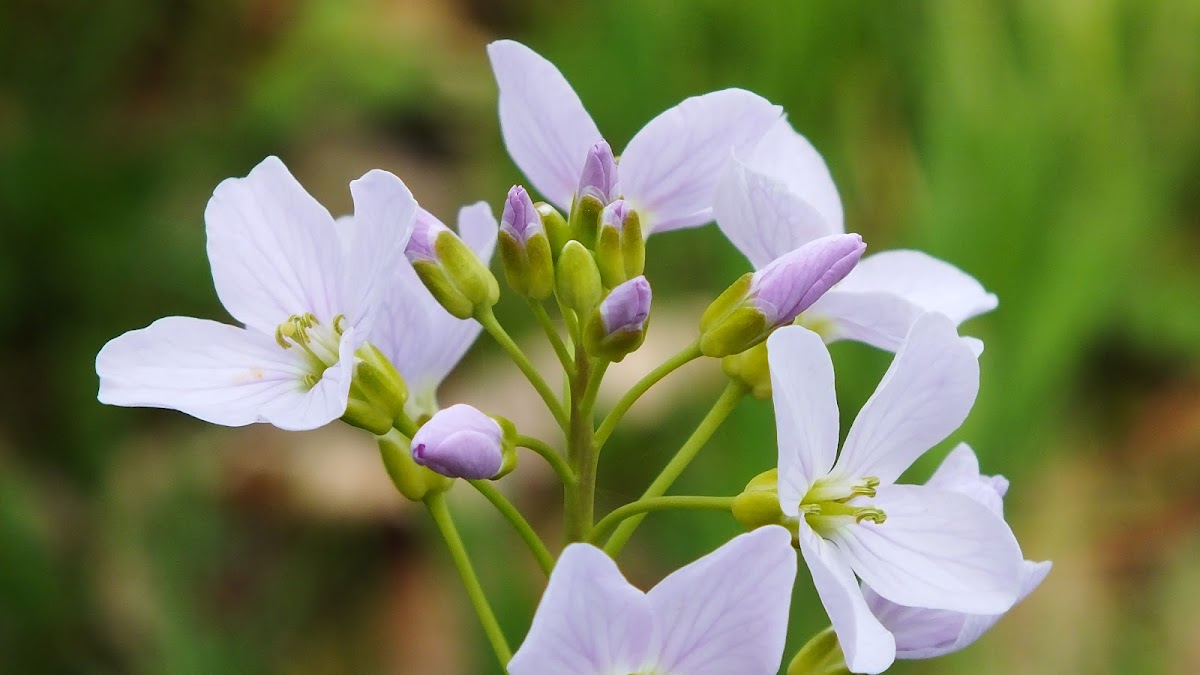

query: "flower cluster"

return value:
[96, 39, 1047, 674]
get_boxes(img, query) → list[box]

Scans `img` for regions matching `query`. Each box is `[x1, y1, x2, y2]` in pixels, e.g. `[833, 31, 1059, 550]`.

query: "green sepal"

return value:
[556, 240, 602, 317]
[595, 222, 625, 288]
[499, 230, 555, 300]
[721, 341, 771, 399]
[536, 202, 570, 261]
[699, 306, 768, 358]
[341, 342, 410, 435]
[434, 230, 499, 310]
[583, 306, 648, 362]
[620, 209, 645, 279]
[787, 627, 851, 675]
[412, 259, 474, 319]
[568, 194, 604, 248]
[489, 415, 519, 479]
[732, 468, 789, 531]
[342, 397, 393, 436]
[700, 273, 753, 331]
[377, 428, 453, 501]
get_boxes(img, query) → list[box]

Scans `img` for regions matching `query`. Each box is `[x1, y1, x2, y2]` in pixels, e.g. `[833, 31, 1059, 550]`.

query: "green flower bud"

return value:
[499, 186, 555, 299]
[556, 240, 602, 317]
[583, 276, 651, 362]
[787, 627, 850, 675]
[595, 200, 645, 289]
[721, 341, 771, 399]
[535, 201, 570, 261]
[568, 194, 604, 249]
[406, 212, 499, 319]
[377, 428, 453, 501]
[341, 343, 409, 435]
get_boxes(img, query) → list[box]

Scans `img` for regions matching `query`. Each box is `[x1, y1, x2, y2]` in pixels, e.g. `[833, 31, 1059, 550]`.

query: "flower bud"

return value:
[699, 234, 865, 357]
[410, 404, 516, 480]
[594, 200, 645, 288]
[378, 429, 453, 501]
[556, 240, 602, 317]
[569, 141, 617, 247]
[405, 210, 500, 319]
[732, 468, 790, 532]
[536, 201, 570, 260]
[584, 276, 651, 362]
[787, 627, 849, 675]
[342, 343, 409, 435]
[498, 186, 555, 299]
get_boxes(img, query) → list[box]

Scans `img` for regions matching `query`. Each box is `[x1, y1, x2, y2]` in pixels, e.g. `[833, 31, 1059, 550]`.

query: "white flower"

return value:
[370, 204, 498, 419]
[767, 313, 1024, 673]
[862, 443, 1052, 660]
[508, 526, 797, 675]
[714, 120, 997, 352]
[96, 157, 416, 431]
[488, 39, 782, 234]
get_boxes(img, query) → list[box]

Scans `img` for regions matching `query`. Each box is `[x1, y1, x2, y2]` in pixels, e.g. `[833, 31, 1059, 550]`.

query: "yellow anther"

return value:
[333, 314, 347, 335]
[302, 373, 320, 388]
[854, 508, 886, 525]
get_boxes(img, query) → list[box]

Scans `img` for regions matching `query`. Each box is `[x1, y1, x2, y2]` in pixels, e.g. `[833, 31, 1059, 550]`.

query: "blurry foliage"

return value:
[1, 0, 1198, 673]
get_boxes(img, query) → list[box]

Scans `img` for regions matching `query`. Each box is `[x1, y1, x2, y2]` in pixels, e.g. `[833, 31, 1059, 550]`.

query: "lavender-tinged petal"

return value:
[404, 209, 450, 264]
[750, 233, 865, 326]
[599, 276, 652, 335]
[500, 185, 543, 244]
[745, 118, 845, 235]
[410, 404, 504, 479]
[577, 140, 618, 204]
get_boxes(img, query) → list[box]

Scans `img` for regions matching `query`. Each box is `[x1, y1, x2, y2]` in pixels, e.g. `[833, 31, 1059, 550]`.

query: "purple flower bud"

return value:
[500, 185, 543, 244]
[600, 276, 652, 336]
[404, 209, 450, 264]
[577, 140, 618, 204]
[600, 199, 632, 234]
[750, 233, 865, 326]
[410, 404, 504, 479]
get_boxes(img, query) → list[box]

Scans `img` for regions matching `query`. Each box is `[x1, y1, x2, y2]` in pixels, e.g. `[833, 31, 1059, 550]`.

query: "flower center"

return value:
[800, 475, 886, 536]
[274, 313, 346, 387]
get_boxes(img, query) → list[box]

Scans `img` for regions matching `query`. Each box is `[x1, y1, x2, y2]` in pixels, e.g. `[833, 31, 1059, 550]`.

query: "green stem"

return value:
[424, 492, 512, 667]
[603, 381, 747, 556]
[516, 434, 576, 485]
[590, 495, 734, 544]
[594, 341, 703, 449]
[468, 480, 555, 575]
[528, 300, 573, 371]
[476, 307, 568, 430]
[564, 343, 596, 542]
[581, 358, 608, 414]
[555, 295, 580, 343]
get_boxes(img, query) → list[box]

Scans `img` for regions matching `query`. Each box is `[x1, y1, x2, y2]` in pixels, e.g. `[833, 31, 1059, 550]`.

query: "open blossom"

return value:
[862, 444, 1052, 660]
[373, 204, 497, 419]
[96, 157, 416, 431]
[488, 39, 782, 235]
[508, 526, 796, 675]
[714, 120, 997, 352]
[766, 313, 1024, 673]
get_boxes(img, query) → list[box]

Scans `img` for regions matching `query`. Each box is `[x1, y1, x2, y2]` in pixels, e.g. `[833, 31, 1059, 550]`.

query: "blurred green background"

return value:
[3, 0, 1199, 673]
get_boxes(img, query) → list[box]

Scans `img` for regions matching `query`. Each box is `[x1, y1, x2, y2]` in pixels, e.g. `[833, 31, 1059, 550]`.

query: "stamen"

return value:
[854, 507, 886, 524]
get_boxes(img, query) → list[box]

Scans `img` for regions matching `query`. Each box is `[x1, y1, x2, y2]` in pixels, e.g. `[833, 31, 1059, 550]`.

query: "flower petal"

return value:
[745, 118, 844, 234]
[830, 484, 1023, 614]
[205, 156, 344, 334]
[487, 40, 603, 211]
[341, 169, 417, 334]
[645, 526, 797, 675]
[260, 325, 362, 431]
[621, 89, 782, 234]
[713, 159, 838, 269]
[864, 559, 1052, 659]
[833, 313, 980, 484]
[803, 289, 925, 353]
[96, 316, 354, 430]
[834, 250, 998, 324]
[455, 200, 500, 264]
[798, 527, 896, 675]
[925, 443, 1009, 517]
[508, 544, 653, 675]
[766, 327, 840, 516]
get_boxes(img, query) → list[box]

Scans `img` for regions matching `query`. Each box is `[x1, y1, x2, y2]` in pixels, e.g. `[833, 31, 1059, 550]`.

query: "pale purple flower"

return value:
[373, 203, 498, 418]
[600, 199, 634, 236]
[508, 526, 797, 675]
[713, 120, 998, 352]
[766, 314, 1024, 673]
[862, 444, 1052, 660]
[749, 234, 865, 326]
[576, 140, 619, 204]
[96, 157, 416, 431]
[410, 404, 504, 479]
[599, 276, 652, 336]
[500, 185, 543, 245]
[488, 39, 782, 235]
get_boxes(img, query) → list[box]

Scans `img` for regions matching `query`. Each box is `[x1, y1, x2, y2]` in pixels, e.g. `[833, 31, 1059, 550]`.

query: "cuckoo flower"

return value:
[714, 119, 997, 352]
[508, 526, 797, 675]
[862, 444, 1052, 660]
[373, 203, 498, 420]
[488, 39, 782, 235]
[411, 404, 506, 480]
[766, 314, 1023, 673]
[96, 157, 416, 431]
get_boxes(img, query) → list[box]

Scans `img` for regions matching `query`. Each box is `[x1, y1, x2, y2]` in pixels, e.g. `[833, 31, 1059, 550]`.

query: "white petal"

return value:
[833, 250, 997, 325]
[96, 316, 352, 430]
[713, 159, 838, 269]
[745, 118, 844, 234]
[487, 40, 603, 211]
[621, 89, 782, 234]
[926, 443, 1008, 517]
[797, 527, 896, 674]
[259, 325, 362, 431]
[645, 526, 797, 675]
[508, 544, 653, 675]
[205, 156, 344, 334]
[830, 484, 1022, 615]
[804, 289, 924, 353]
[766, 327, 840, 516]
[341, 169, 417, 334]
[834, 313, 980, 484]
[865, 559, 1052, 659]
[455, 201, 500, 263]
